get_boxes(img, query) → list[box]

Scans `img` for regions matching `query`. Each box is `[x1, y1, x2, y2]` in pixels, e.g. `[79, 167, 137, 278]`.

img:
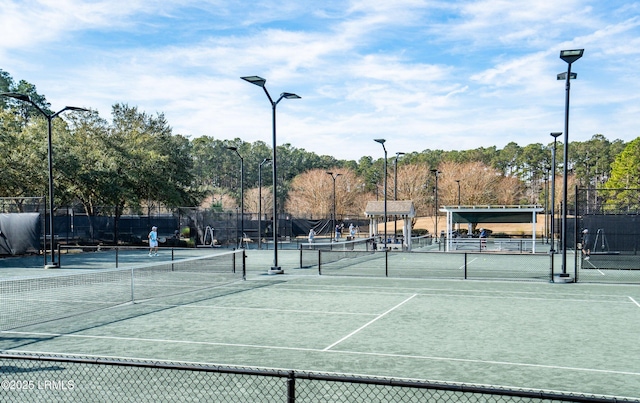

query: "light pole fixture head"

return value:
[373, 139, 386, 145]
[550, 132, 562, 138]
[560, 49, 584, 64]
[281, 92, 301, 99]
[396, 152, 405, 157]
[241, 76, 266, 87]
[557, 72, 577, 80]
[0, 92, 31, 102]
[66, 106, 90, 112]
[226, 146, 238, 151]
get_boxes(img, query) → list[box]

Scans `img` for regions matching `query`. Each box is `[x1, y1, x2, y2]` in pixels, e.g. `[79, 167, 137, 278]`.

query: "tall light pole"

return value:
[558, 48, 584, 276]
[431, 169, 440, 241]
[455, 179, 461, 233]
[241, 76, 300, 274]
[550, 132, 562, 273]
[227, 146, 244, 248]
[374, 139, 387, 248]
[393, 152, 405, 241]
[258, 158, 271, 250]
[544, 166, 550, 244]
[326, 172, 342, 241]
[1, 92, 88, 269]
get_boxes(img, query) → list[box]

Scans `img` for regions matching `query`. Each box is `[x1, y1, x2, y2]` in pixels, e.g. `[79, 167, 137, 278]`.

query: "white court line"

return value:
[629, 297, 640, 308]
[323, 294, 417, 351]
[141, 303, 378, 316]
[583, 258, 604, 275]
[459, 257, 478, 269]
[4, 331, 640, 378]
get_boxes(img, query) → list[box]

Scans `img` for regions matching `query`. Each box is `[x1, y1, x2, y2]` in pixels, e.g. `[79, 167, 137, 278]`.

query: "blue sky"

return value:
[2, 1, 639, 160]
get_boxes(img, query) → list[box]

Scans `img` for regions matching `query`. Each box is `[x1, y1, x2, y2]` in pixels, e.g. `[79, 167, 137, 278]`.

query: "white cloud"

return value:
[2, 0, 640, 160]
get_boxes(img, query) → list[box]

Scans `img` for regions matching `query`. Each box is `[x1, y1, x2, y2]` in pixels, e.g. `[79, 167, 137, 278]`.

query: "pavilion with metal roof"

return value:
[439, 205, 544, 252]
[365, 200, 416, 251]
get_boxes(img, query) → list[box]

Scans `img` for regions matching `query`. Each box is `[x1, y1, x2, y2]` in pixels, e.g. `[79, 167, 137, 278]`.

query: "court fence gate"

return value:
[0, 353, 637, 403]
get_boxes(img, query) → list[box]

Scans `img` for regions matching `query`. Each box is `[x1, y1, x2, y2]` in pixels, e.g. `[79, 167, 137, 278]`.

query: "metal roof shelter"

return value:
[365, 201, 416, 250]
[440, 205, 544, 252]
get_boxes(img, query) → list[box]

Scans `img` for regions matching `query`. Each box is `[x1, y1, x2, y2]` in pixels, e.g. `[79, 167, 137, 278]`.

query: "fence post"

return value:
[287, 370, 296, 403]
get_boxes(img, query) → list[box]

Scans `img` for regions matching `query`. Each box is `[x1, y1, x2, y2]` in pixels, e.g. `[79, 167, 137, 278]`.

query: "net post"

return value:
[232, 251, 236, 274]
[242, 250, 246, 280]
[299, 248, 302, 269]
[130, 267, 135, 303]
[171, 248, 175, 271]
[116, 247, 119, 268]
[464, 253, 468, 279]
[318, 250, 322, 275]
[385, 249, 388, 277]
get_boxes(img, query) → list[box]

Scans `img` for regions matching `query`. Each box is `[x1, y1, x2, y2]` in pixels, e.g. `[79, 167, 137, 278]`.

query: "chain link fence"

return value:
[1, 353, 636, 403]
[575, 187, 640, 283]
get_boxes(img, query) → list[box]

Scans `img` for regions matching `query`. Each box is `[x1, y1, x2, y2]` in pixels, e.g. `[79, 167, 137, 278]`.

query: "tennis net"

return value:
[304, 237, 373, 251]
[0, 250, 244, 331]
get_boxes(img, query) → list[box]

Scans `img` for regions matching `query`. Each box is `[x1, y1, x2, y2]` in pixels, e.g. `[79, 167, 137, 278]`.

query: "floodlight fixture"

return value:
[241, 76, 266, 87]
[557, 72, 577, 80]
[282, 92, 301, 99]
[560, 49, 584, 64]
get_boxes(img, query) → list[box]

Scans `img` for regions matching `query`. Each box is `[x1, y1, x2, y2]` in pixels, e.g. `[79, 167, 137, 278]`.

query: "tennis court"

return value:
[1, 248, 640, 401]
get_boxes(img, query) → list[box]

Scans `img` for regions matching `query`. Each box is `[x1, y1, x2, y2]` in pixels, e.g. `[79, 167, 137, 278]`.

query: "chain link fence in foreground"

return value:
[1, 354, 637, 403]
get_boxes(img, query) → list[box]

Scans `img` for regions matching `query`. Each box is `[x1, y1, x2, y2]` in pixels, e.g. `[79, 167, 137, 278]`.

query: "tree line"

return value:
[1, 69, 637, 225]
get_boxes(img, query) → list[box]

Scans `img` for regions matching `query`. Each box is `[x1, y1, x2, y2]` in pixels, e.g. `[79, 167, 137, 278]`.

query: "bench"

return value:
[495, 239, 534, 252]
[451, 238, 483, 251]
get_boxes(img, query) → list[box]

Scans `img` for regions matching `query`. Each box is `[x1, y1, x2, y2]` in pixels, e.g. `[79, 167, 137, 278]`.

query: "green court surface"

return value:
[1, 249, 640, 400]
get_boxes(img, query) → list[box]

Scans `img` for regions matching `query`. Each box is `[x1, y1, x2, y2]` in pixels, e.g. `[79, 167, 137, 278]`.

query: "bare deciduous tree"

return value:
[285, 168, 372, 219]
